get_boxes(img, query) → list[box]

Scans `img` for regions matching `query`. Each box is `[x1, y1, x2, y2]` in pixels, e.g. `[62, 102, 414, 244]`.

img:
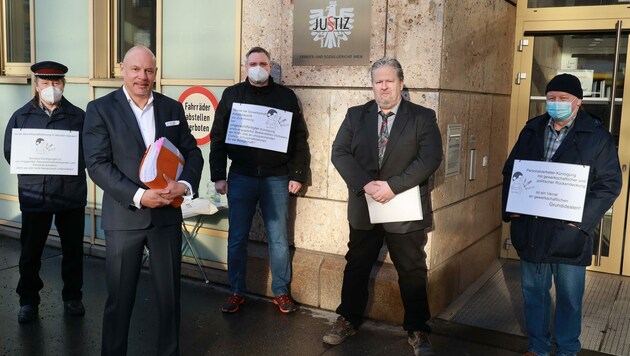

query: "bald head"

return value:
[123, 45, 156, 66]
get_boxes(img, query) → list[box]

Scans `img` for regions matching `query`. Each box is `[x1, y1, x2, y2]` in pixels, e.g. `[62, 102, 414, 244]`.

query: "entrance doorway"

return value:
[507, 6, 630, 276]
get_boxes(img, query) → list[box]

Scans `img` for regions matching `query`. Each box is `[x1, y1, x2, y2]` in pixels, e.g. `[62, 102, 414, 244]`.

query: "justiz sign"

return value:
[311, 16, 351, 31]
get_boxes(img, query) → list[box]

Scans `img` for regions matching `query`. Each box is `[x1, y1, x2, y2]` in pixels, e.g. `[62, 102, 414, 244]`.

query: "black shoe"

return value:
[18, 305, 38, 323]
[64, 300, 85, 316]
[408, 331, 435, 356]
[322, 316, 357, 345]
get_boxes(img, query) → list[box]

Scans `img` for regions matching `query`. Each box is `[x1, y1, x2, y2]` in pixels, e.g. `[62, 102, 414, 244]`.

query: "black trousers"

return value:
[101, 224, 182, 356]
[336, 224, 431, 332]
[17, 208, 85, 306]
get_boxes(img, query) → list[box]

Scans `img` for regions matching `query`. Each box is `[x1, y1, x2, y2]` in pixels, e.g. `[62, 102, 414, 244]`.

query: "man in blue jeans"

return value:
[209, 47, 310, 313]
[502, 74, 622, 356]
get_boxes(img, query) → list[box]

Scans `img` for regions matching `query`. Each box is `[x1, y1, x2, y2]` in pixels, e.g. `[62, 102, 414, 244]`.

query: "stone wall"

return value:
[234, 0, 517, 323]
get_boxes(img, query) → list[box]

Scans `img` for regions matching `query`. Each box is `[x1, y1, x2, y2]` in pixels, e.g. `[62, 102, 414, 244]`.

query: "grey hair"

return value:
[370, 57, 404, 82]
[34, 76, 66, 85]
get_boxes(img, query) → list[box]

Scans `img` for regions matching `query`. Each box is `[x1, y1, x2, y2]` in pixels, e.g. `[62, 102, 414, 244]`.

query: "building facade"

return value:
[3, 0, 579, 325]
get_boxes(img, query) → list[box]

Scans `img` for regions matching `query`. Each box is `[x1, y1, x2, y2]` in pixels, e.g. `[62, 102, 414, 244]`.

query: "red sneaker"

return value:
[222, 294, 244, 313]
[273, 294, 297, 313]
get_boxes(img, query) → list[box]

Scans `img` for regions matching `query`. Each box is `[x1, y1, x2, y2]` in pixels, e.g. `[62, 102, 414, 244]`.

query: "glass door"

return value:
[510, 20, 630, 275]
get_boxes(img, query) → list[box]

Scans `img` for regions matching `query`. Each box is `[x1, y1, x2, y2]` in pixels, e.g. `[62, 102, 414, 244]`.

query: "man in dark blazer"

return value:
[324, 57, 442, 356]
[83, 46, 203, 356]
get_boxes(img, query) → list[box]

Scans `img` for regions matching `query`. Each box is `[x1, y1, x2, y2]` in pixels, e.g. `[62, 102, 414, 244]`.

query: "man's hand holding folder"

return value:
[139, 137, 186, 208]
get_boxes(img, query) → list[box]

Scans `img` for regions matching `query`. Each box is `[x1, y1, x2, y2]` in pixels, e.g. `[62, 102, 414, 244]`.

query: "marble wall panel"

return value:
[457, 229, 501, 294]
[293, 88, 333, 199]
[473, 187, 503, 240]
[441, 0, 488, 92]
[481, 0, 515, 94]
[240, 0, 285, 81]
[432, 92, 469, 210]
[408, 91, 440, 113]
[385, 0, 444, 89]
[319, 256, 346, 310]
[365, 265, 404, 323]
[489, 95, 511, 187]
[293, 198, 349, 255]
[290, 250, 324, 306]
[464, 94, 492, 197]
[492, 1, 517, 95]
[431, 198, 475, 268]
[427, 254, 460, 316]
[481, 0, 500, 94]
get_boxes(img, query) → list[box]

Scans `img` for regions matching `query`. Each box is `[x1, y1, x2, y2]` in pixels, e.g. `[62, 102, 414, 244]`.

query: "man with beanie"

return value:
[502, 73, 621, 356]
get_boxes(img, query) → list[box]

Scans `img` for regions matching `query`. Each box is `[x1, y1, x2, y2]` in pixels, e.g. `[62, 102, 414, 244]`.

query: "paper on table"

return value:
[181, 198, 220, 219]
[365, 186, 423, 224]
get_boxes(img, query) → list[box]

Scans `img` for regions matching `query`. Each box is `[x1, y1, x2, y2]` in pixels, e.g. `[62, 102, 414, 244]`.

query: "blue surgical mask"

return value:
[546, 99, 576, 121]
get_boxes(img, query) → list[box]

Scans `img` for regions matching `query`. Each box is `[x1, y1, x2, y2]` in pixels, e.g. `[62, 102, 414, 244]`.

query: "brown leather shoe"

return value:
[322, 316, 357, 345]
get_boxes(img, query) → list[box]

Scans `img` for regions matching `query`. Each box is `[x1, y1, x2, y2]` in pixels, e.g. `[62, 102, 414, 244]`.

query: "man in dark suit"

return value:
[324, 57, 442, 356]
[83, 46, 203, 356]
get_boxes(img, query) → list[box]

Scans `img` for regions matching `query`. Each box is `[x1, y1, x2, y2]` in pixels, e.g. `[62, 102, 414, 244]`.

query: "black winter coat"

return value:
[501, 111, 621, 266]
[4, 98, 87, 212]
[209, 78, 310, 183]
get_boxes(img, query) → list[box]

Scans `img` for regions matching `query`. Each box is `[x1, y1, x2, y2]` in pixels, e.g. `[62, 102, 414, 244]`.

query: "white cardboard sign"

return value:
[226, 103, 293, 153]
[10, 128, 79, 175]
[506, 160, 590, 222]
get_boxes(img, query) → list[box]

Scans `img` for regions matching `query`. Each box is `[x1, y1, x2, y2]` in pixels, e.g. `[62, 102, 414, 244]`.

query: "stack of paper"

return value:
[139, 137, 186, 208]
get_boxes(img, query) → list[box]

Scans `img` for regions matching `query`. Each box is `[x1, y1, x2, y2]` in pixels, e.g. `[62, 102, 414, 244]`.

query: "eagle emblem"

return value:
[309, 1, 355, 49]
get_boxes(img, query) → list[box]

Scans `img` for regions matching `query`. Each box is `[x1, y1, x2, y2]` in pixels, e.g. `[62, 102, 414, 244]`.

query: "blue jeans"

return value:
[520, 260, 586, 356]
[227, 172, 290, 296]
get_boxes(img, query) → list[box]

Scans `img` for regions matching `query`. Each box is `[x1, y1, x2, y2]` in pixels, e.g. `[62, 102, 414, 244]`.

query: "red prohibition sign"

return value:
[178, 86, 219, 146]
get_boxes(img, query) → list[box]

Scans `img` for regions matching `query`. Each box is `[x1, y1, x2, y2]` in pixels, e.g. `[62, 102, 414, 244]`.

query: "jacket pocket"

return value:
[509, 216, 529, 250]
[17, 175, 45, 207]
[547, 223, 586, 259]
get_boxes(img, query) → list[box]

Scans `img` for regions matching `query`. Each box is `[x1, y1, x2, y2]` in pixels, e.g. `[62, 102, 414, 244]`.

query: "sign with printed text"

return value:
[178, 86, 219, 146]
[226, 103, 293, 153]
[506, 160, 590, 222]
[293, 0, 371, 66]
[10, 128, 79, 175]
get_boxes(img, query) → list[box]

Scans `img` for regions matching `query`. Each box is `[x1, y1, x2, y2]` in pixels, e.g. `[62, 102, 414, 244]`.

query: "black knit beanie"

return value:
[545, 74, 583, 99]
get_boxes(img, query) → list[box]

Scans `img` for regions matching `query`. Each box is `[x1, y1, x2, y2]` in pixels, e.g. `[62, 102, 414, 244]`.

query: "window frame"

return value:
[111, 0, 157, 78]
[1, 0, 34, 77]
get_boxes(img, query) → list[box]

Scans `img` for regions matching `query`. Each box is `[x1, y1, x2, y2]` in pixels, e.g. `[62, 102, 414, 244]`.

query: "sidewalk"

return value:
[0, 234, 525, 355]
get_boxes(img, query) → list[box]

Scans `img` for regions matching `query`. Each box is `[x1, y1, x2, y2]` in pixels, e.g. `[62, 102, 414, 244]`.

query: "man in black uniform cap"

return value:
[4, 61, 88, 323]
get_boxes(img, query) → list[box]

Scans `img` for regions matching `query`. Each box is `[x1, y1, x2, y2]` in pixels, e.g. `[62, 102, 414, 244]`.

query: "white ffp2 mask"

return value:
[40, 86, 63, 105]
[247, 66, 270, 84]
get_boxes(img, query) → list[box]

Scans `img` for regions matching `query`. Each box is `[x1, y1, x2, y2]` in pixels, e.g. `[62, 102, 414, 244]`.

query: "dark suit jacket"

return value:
[331, 99, 442, 233]
[83, 88, 203, 230]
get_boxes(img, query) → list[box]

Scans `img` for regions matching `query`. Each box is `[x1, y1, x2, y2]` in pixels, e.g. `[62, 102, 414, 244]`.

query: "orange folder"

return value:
[139, 137, 186, 208]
